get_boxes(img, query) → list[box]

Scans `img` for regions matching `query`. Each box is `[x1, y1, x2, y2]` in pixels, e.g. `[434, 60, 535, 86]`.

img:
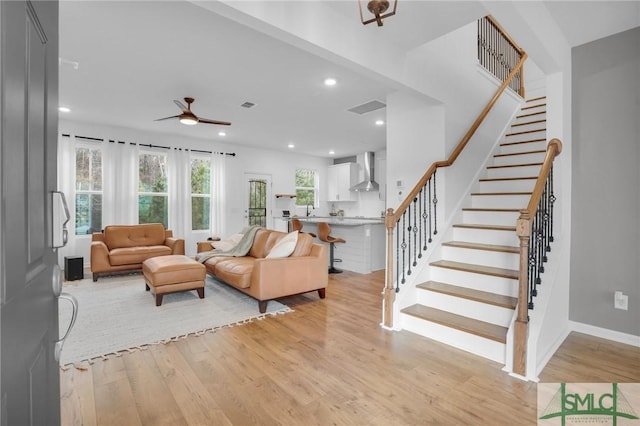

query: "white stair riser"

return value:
[416, 290, 514, 326]
[452, 227, 519, 246]
[486, 165, 542, 179]
[401, 314, 506, 363]
[471, 194, 531, 209]
[442, 246, 520, 270]
[462, 210, 520, 226]
[514, 112, 546, 124]
[429, 267, 518, 297]
[499, 140, 547, 155]
[478, 179, 536, 192]
[504, 130, 546, 143]
[492, 152, 546, 166]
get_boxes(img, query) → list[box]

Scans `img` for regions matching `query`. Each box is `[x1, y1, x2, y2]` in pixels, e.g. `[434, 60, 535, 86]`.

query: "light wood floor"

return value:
[60, 270, 640, 425]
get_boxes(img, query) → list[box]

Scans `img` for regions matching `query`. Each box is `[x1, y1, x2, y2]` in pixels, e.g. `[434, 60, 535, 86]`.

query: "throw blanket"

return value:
[196, 225, 262, 264]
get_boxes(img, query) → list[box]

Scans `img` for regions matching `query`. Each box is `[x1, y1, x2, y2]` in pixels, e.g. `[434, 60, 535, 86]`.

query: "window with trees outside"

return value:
[191, 155, 211, 230]
[139, 151, 168, 228]
[295, 168, 317, 207]
[75, 145, 103, 235]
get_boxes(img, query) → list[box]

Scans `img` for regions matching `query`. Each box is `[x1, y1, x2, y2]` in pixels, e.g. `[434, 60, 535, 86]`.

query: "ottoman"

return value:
[142, 255, 206, 306]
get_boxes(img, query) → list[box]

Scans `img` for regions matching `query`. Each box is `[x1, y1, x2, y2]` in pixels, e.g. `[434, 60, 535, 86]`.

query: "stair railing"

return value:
[513, 138, 562, 376]
[383, 18, 527, 328]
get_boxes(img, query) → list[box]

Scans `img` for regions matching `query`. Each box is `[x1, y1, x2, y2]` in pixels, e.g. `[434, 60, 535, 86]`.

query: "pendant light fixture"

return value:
[358, 0, 397, 27]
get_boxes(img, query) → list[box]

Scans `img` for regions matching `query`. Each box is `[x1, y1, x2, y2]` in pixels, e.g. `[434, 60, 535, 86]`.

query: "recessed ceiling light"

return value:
[58, 107, 71, 113]
[287, 143, 295, 149]
[324, 78, 337, 86]
[329, 150, 335, 155]
[218, 131, 226, 137]
[375, 119, 385, 126]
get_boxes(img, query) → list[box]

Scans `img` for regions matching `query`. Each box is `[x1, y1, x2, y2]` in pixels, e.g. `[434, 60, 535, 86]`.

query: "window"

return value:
[75, 145, 102, 235]
[138, 151, 168, 227]
[295, 168, 317, 207]
[191, 156, 211, 230]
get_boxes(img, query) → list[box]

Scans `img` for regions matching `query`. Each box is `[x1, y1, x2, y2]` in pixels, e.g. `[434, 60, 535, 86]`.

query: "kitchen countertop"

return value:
[289, 216, 384, 226]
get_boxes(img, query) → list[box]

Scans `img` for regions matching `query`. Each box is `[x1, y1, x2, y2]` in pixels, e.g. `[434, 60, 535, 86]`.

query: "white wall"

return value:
[58, 119, 331, 263]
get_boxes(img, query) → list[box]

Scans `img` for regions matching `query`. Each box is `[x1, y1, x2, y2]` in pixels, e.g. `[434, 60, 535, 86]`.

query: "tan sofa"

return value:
[91, 223, 185, 281]
[196, 228, 328, 313]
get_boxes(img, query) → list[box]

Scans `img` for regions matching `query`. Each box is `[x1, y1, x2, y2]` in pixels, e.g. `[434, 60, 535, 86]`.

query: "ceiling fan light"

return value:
[179, 116, 198, 125]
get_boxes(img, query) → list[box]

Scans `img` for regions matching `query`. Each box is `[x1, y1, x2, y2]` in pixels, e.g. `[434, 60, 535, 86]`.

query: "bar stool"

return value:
[291, 218, 316, 238]
[317, 222, 345, 274]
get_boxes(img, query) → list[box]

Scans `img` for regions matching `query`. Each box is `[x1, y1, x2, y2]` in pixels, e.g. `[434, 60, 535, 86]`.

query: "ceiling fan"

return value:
[155, 97, 231, 126]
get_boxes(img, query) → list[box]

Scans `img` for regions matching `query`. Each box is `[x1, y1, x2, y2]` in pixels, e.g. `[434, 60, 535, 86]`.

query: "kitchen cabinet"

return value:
[327, 163, 358, 202]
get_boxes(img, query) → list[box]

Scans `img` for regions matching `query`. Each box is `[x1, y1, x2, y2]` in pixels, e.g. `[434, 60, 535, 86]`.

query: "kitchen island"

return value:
[292, 216, 385, 274]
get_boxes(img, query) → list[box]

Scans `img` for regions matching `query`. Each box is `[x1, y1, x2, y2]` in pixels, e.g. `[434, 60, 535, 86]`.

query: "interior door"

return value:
[244, 173, 272, 229]
[1, 1, 61, 424]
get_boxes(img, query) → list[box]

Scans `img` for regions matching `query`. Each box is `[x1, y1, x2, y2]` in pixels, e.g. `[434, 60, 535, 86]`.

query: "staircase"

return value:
[400, 96, 547, 364]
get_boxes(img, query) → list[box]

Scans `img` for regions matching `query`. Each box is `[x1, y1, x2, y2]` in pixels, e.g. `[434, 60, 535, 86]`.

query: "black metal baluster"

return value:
[422, 185, 428, 251]
[418, 189, 423, 258]
[428, 178, 433, 243]
[433, 170, 438, 236]
[407, 205, 413, 276]
[548, 164, 556, 243]
[400, 213, 407, 284]
[395, 217, 401, 292]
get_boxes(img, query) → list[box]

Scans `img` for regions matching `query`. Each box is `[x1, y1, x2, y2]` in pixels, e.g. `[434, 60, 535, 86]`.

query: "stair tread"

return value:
[494, 149, 546, 158]
[526, 96, 546, 102]
[453, 223, 516, 231]
[417, 280, 518, 309]
[470, 191, 532, 196]
[500, 138, 546, 147]
[517, 111, 545, 119]
[511, 119, 546, 127]
[462, 207, 520, 212]
[442, 240, 519, 254]
[506, 129, 546, 136]
[401, 305, 508, 343]
[479, 176, 537, 182]
[521, 103, 546, 110]
[430, 260, 519, 280]
[487, 162, 542, 169]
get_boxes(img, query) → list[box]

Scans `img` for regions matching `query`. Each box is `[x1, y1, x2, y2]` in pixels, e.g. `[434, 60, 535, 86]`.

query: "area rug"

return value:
[58, 274, 291, 367]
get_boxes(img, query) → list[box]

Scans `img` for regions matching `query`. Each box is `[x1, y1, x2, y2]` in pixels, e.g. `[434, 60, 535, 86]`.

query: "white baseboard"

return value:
[570, 321, 640, 347]
[535, 327, 572, 380]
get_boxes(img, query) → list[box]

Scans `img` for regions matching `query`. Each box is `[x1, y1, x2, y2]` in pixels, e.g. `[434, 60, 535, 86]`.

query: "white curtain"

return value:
[103, 141, 138, 225]
[210, 152, 227, 238]
[168, 148, 192, 238]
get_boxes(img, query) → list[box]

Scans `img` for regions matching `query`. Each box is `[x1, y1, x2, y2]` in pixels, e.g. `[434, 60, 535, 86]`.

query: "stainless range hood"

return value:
[350, 152, 379, 192]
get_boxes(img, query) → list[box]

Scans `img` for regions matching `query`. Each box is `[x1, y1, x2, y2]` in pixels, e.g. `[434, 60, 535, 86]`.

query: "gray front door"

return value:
[1, 1, 61, 424]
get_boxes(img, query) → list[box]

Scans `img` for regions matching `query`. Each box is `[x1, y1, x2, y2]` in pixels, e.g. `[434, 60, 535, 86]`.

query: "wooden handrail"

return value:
[486, 15, 525, 56]
[523, 139, 562, 216]
[388, 52, 528, 226]
[513, 138, 562, 376]
[382, 44, 528, 328]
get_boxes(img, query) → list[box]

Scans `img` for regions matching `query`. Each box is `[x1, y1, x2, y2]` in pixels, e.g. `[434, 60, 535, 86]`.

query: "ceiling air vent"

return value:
[241, 101, 256, 108]
[347, 100, 386, 115]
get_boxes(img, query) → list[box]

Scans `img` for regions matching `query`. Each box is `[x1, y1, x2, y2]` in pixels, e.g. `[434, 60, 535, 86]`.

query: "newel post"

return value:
[382, 208, 396, 328]
[514, 211, 530, 376]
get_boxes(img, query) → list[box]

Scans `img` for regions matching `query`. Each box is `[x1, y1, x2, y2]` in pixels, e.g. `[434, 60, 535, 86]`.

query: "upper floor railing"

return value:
[478, 16, 526, 97]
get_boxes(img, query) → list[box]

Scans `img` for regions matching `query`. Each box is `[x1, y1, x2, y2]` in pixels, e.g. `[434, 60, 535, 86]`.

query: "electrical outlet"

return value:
[614, 291, 629, 311]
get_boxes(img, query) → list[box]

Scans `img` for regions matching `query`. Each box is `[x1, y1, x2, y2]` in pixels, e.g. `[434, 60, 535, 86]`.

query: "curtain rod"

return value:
[62, 133, 236, 156]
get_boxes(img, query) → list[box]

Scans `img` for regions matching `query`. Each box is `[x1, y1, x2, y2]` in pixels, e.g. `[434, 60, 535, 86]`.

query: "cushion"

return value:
[211, 233, 243, 251]
[266, 231, 299, 258]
